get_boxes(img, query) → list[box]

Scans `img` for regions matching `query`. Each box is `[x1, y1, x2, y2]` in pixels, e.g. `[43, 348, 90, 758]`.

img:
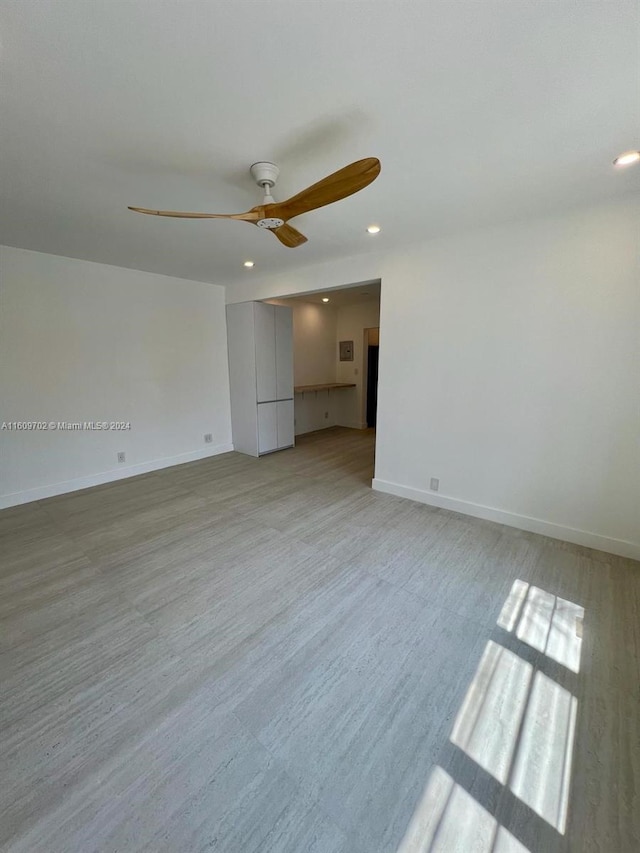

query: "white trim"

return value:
[295, 422, 367, 436]
[294, 425, 331, 436]
[372, 478, 640, 562]
[0, 443, 234, 509]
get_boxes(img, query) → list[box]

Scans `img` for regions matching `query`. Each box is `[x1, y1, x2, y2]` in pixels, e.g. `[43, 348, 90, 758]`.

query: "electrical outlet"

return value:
[117, 452, 126, 464]
[204, 433, 213, 444]
[324, 411, 329, 419]
[430, 477, 439, 491]
[354, 368, 359, 376]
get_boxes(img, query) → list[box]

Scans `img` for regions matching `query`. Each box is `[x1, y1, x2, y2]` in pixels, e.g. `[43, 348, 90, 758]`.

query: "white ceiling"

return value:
[1, 1, 638, 286]
[277, 281, 381, 308]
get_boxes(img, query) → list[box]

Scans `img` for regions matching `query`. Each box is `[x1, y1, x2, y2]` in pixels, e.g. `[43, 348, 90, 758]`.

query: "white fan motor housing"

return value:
[251, 162, 284, 228]
[250, 161, 280, 188]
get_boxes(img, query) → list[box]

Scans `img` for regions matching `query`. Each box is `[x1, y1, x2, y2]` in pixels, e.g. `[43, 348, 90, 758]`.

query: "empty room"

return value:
[1, 2, 639, 852]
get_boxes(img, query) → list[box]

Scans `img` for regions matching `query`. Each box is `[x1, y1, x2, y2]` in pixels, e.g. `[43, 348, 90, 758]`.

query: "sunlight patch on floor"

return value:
[397, 766, 530, 853]
[510, 671, 578, 834]
[498, 580, 584, 673]
[399, 579, 584, 850]
[451, 641, 532, 784]
[497, 578, 530, 632]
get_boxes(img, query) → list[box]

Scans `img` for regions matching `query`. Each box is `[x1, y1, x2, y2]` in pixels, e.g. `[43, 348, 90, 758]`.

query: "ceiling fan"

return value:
[128, 157, 380, 248]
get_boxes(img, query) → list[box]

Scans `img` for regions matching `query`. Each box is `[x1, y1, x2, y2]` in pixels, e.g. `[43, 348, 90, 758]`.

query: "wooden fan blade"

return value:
[266, 157, 380, 222]
[271, 223, 308, 248]
[128, 206, 259, 221]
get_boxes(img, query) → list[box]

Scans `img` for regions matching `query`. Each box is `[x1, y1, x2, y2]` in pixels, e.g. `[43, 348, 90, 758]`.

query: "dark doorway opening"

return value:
[366, 344, 379, 428]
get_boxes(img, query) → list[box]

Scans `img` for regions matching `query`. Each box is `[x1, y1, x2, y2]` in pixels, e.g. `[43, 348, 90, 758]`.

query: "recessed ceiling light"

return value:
[243, 260, 254, 268]
[367, 225, 381, 234]
[613, 150, 640, 167]
[322, 297, 330, 303]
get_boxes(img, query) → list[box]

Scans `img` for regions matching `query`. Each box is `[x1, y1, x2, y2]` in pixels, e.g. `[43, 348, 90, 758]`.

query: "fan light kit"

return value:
[613, 151, 640, 167]
[367, 224, 381, 234]
[129, 158, 381, 248]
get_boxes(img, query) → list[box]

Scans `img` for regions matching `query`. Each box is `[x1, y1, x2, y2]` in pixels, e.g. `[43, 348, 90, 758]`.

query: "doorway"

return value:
[365, 327, 380, 428]
[263, 280, 382, 485]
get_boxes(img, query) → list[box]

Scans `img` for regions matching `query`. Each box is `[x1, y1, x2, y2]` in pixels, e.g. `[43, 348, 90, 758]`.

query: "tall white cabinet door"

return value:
[254, 303, 277, 403]
[274, 306, 294, 401]
[226, 303, 259, 456]
[257, 402, 278, 454]
[276, 400, 294, 449]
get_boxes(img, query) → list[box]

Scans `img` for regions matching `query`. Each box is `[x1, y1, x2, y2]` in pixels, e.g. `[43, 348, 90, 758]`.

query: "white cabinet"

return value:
[255, 303, 276, 403]
[227, 301, 295, 457]
[257, 402, 278, 454]
[275, 307, 293, 401]
[276, 399, 294, 449]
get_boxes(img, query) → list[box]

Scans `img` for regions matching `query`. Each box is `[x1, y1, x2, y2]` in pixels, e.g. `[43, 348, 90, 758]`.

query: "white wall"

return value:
[289, 302, 337, 387]
[226, 197, 640, 560]
[269, 299, 339, 435]
[335, 299, 381, 429]
[271, 298, 381, 434]
[0, 246, 233, 506]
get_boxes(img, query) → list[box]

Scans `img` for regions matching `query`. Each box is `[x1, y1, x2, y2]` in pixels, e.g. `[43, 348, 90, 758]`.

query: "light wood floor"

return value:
[1, 428, 638, 852]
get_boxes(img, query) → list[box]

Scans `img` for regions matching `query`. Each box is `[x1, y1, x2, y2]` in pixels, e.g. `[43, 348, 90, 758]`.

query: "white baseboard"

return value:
[295, 422, 366, 436]
[0, 443, 234, 509]
[295, 424, 336, 436]
[372, 478, 640, 562]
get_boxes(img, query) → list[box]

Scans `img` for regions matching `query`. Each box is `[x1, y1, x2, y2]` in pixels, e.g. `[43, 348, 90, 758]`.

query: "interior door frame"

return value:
[258, 277, 383, 483]
[362, 326, 380, 429]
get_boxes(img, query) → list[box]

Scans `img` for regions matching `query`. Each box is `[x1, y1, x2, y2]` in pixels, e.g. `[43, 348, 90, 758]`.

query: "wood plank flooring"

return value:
[1, 427, 638, 852]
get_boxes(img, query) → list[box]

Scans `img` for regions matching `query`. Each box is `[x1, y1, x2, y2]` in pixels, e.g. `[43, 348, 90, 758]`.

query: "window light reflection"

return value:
[397, 766, 531, 853]
[498, 580, 584, 673]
